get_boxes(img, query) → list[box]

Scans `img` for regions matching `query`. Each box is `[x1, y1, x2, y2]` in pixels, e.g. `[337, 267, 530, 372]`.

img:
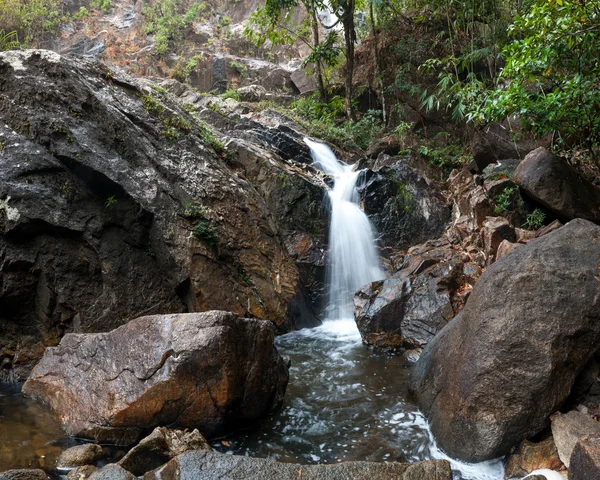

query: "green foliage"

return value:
[493, 186, 522, 216]
[73, 7, 89, 19]
[184, 53, 205, 77]
[141, 95, 164, 115]
[523, 208, 546, 230]
[229, 61, 247, 76]
[142, 0, 202, 55]
[222, 89, 241, 101]
[90, 0, 112, 12]
[390, 172, 414, 214]
[184, 203, 218, 246]
[0, 0, 61, 45]
[292, 93, 346, 122]
[0, 30, 20, 51]
[302, 30, 342, 68]
[105, 195, 118, 208]
[418, 142, 468, 173]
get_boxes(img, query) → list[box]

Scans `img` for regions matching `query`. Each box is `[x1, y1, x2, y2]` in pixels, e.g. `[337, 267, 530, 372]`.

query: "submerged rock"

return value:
[22, 311, 288, 445]
[0, 50, 316, 380]
[514, 147, 600, 222]
[142, 450, 452, 480]
[409, 219, 600, 462]
[57, 444, 105, 468]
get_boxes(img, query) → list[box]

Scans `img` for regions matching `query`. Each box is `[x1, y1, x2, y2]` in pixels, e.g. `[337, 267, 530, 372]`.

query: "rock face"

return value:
[359, 160, 451, 251]
[142, 450, 452, 480]
[513, 148, 600, 222]
[409, 219, 600, 462]
[0, 50, 317, 380]
[354, 240, 477, 349]
[22, 311, 288, 445]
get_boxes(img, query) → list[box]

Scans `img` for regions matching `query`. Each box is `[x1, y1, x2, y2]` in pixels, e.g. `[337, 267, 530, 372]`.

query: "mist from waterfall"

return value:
[304, 138, 385, 320]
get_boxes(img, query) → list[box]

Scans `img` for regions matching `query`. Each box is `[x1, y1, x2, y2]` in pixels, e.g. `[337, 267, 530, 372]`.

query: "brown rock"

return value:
[516, 227, 537, 243]
[552, 411, 600, 467]
[496, 239, 520, 261]
[88, 465, 135, 480]
[66, 466, 98, 480]
[537, 220, 564, 238]
[482, 216, 516, 263]
[57, 444, 104, 468]
[118, 427, 210, 476]
[569, 435, 600, 480]
[505, 437, 563, 478]
[0, 471, 47, 480]
[23, 312, 288, 445]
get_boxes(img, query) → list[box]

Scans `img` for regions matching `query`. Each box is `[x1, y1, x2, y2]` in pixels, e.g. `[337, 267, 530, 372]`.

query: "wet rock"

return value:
[88, 465, 135, 480]
[359, 160, 451, 251]
[513, 148, 600, 222]
[57, 444, 104, 468]
[552, 411, 600, 467]
[569, 435, 600, 479]
[142, 450, 452, 480]
[66, 466, 98, 480]
[118, 427, 210, 476]
[409, 219, 600, 462]
[23, 311, 288, 445]
[0, 50, 313, 379]
[0, 471, 47, 480]
[505, 437, 563, 478]
[354, 241, 473, 349]
[482, 216, 516, 264]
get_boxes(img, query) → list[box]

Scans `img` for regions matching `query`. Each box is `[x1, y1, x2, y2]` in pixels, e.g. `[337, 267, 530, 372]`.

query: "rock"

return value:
[290, 69, 317, 94]
[482, 216, 516, 263]
[354, 241, 474, 349]
[513, 148, 600, 222]
[496, 239, 520, 261]
[366, 136, 404, 159]
[142, 450, 452, 480]
[516, 227, 537, 243]
[552, 411, 600, 467]
[57, 444, 104, 468]
[472, 120, 546, 172]
[505, 437, 563, 478]
[23, 311, 288, 445]
[118, 427, 210, 476]
[536, 219, 564, 238]
[88, 465, 135, 480]
[237, 85, 267, 102]
[485, 177, 516, 200]
[0, 50, 315, 380]
[409, 219, 600, 462]
[0, 471, 47, 480]
[66, 466, 98, 480]
[359, 161, 451, 251]
[569, 435, 600, 479]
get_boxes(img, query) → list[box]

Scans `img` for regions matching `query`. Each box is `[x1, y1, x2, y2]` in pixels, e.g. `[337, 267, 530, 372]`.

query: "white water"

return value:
[304, 138, 385, 319]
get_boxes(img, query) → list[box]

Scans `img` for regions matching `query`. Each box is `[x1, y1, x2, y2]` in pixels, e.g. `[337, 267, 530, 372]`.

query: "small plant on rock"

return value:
[523, 208, 546, 231]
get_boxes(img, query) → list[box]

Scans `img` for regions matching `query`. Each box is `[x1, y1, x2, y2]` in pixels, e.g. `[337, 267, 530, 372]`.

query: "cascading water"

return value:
[303, 138, 385, 319]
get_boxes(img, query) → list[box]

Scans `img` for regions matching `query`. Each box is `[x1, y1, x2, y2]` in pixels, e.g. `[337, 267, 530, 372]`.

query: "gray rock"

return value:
[569, 435, 600, 479]
[290, 69, 317, 94]
[66, 466, 98, 480]
[410, 219, 600, 462]
[0, 470, 47, 480]
[142, 450, 451, 480]
[514, 147, 600, 222]
[57, 444, 104, 468]
[119, 427, 210, 475]
[88, 465, 135, 480]
[552, 411, 600, 467]
[23, 311, 288, 445]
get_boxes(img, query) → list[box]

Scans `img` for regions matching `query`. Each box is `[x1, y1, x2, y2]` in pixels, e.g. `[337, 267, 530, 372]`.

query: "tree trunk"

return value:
[369, 0, 386, 124]
[343, 0, 356, 120]
[310, 10, 328, 101]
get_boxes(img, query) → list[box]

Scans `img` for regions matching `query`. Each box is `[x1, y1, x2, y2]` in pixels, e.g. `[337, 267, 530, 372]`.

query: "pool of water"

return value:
[0, 319, 506, 479]
[214, 319, 506, 480]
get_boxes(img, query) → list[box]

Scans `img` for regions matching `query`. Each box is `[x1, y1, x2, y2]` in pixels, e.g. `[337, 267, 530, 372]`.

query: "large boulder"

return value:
[0, 50, 317, 380]
[409, 219, 600, 462]
[22, 311, 288, 445]
[513, 148, 600, 222]
[142, 450, 452, 480]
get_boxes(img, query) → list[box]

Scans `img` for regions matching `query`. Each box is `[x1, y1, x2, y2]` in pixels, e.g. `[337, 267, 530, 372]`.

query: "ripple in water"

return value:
[216, 318, 505, 480]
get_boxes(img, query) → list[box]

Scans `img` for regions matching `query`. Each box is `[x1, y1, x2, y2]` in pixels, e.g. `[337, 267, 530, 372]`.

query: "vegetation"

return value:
[0, 0, 61, 46]
[184, 203, 219, 246]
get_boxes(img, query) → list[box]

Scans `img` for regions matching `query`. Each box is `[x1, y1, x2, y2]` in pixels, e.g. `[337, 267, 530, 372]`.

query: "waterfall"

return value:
[304, 138, 385, 320]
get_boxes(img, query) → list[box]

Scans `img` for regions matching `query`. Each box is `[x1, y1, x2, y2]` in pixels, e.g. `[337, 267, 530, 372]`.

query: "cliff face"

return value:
[0, 50, 318, 381]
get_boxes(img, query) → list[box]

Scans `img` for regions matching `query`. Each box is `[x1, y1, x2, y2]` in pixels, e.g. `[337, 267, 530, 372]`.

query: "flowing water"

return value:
[0, 139, 508, 479]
